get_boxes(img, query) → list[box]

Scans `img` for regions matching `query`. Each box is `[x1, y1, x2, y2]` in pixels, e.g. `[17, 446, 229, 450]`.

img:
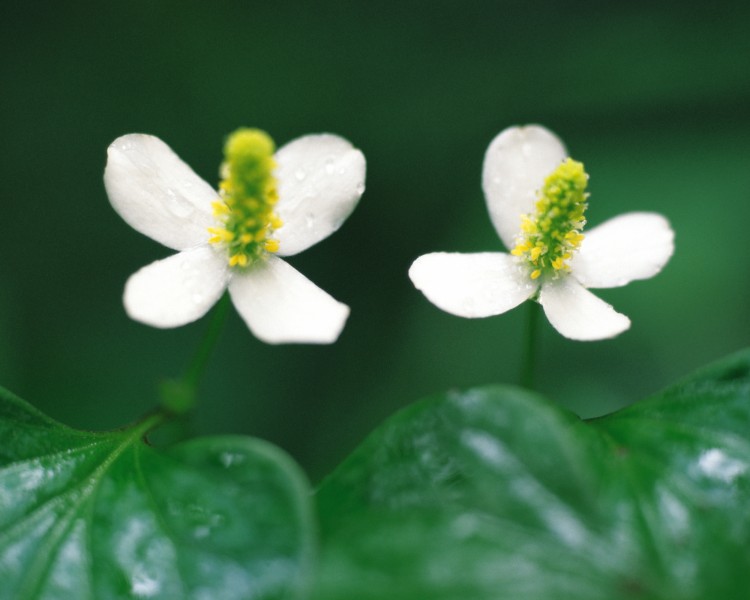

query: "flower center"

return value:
[510, 158, 589, 280]
[207, 128, 283, 268]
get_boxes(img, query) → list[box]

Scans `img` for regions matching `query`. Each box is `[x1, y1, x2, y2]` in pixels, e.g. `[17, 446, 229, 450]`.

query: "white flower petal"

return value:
[228, 255, 349, 344]
[482, 125, 567, 250]
[124, 246, 229, 328]
[273, 134, 366, 256]
[570, 212, 675, 289]
[105, 134, 217, 250]
[408, 252, 537, 318]
[539, 276, 630, 341]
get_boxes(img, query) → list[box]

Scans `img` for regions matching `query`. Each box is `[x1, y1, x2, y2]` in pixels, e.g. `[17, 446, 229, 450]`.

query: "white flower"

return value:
[104, 129, 366, 344]
[409, 125, 674, 341]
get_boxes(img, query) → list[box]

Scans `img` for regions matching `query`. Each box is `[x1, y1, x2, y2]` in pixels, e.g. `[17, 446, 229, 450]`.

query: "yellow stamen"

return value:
[229, 253, 249, 267]
[212, 201, 230, 216]
[207, 227, 234, 242]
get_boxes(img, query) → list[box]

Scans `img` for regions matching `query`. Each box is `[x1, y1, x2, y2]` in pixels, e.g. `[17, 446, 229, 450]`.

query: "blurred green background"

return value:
[1, 0, 749, 481]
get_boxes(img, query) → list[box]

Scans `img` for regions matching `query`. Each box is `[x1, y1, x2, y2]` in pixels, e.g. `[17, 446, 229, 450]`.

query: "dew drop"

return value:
[452, 513, 480, 539]
[220, 451, 245, 468]
[324, 156, 336, 174]
[164, 189, 194, 218]
[294, 169, 306, 181]
[191, 293, 204, 304]
[130, 566, 160, 597]
[356, 182, 366, 195]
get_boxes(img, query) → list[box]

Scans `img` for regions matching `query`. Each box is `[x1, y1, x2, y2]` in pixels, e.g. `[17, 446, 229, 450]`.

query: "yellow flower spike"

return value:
[511, 157, 589, 281]
[207, 128, 283, 268]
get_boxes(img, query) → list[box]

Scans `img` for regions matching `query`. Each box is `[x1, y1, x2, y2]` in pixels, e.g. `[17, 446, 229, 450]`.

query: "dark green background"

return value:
[1, 0, 749, 480]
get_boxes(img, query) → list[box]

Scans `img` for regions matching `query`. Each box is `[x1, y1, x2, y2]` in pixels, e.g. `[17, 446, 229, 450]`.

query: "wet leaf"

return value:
[314, 350, 750, 599]
[0, 388, 314, 600]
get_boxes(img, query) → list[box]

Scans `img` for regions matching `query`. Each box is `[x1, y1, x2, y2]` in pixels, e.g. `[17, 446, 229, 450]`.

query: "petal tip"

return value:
[250, 300, 351, 345]
[539, 278, 632, 341]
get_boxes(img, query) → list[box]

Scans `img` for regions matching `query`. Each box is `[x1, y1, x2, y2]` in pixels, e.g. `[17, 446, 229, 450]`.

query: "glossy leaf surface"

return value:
[314, 351, 750, 599]
[0, 388, 314, 600]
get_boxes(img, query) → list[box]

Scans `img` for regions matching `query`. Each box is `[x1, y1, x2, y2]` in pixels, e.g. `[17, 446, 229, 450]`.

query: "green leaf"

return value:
[0, 387, 315, 600]
[314, 350, 750, 600]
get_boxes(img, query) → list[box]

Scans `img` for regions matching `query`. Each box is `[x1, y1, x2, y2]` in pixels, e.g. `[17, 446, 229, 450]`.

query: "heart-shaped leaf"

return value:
[314, 350, 750, 599]
[0, 387, 315, 600]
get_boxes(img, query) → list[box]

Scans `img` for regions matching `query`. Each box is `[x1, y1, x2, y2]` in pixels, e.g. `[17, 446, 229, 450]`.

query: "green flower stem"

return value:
[184, 293, 231, 390]
[159, 293, 231, 415]
[520, 300, 540, 390]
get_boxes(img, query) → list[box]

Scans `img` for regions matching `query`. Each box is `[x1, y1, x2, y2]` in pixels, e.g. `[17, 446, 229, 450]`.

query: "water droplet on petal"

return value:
[356, 182, 366, 195]
[164, 189, 194, 218]
[324, 156, 336, 174]
[295, 169, 306, 181]
[191, 293, 203, 304]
